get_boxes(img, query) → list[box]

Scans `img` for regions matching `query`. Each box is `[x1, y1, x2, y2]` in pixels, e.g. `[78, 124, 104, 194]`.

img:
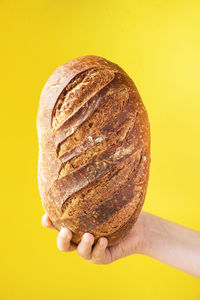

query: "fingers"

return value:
[57, 228, 77, 252]
[41, 214, 55, 229]
[42, 214, 109, 261]
[77, 233, 94, 260]
[91, 237, 108, 264]
[77, 234, 108, 264]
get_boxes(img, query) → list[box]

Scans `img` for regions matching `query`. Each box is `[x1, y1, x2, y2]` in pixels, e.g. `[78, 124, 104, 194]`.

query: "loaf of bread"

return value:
[37, 55, 151, 246]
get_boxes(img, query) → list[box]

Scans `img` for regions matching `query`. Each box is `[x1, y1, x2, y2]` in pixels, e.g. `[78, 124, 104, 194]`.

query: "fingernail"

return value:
[83, 233, 90, 241]
[100, 237, 107, 246]
[60, 227, 68, 235]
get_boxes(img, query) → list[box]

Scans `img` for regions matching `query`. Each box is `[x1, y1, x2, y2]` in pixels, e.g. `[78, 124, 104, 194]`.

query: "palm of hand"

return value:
[104, 220, 144, 264]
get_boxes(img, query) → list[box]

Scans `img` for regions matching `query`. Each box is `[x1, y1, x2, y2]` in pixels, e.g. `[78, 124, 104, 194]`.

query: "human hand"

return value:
[41, 212, 147, 265]
[42, 211, 200, 277]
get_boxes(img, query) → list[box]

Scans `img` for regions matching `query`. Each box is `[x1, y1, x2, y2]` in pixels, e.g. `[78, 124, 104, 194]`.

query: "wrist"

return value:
[133, 211, 154, 255]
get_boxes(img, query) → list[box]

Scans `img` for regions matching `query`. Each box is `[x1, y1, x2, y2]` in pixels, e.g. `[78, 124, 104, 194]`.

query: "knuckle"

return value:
[91, 252, 101, 262]
[77, 247, 87, 258]
[91, 253, 98, 260]
[59, 247, 67, 252]
[58, 241, 70, 252]
[57, 244, 67, 252]
[89, 258, 104, 265]
[57, 239, 69, 252]
[88, 257, 97, 264]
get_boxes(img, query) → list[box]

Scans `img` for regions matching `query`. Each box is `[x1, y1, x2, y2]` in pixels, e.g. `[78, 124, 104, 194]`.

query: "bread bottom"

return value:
[70, 194, 144, 247]
[105, 196, 144, 247]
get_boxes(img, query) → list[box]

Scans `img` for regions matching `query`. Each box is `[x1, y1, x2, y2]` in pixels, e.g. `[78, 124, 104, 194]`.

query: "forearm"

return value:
[140, 212, 200, 278]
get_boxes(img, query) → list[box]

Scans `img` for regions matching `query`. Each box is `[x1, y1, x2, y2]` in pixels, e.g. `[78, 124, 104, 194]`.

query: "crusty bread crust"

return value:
[37, 55, 151, 246]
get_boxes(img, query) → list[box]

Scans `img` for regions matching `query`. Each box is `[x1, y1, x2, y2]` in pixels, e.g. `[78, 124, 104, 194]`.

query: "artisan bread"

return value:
[37, 55, 151, 246]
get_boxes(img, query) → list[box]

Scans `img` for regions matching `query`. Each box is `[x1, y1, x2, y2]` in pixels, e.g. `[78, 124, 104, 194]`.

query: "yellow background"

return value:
[0, 0, 200, 299]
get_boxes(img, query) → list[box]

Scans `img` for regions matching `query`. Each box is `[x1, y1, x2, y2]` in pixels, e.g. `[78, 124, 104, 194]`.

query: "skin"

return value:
[41, 211, 200, 278]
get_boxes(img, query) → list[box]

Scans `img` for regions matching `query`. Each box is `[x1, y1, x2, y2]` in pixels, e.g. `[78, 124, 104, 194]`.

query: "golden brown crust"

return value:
[37, 55, 151, 246]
